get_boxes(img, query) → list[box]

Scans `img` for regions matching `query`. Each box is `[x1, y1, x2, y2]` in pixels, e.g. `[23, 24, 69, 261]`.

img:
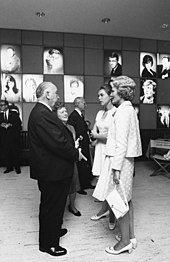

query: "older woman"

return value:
[93, 76, 142, 255]
[53, 102, 82, 217]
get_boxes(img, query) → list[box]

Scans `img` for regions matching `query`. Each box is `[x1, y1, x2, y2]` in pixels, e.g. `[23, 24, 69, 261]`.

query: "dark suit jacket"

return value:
[28, 103, 79, 181]
[141, 68, 156, 78]
[157, 64, 170, 79]
[0, 109, 21, 147]
[111, 63, 122, 77]
[68, 110, 91, 158]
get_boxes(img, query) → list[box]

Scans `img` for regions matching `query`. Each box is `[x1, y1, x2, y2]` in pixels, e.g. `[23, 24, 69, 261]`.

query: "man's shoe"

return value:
[15, 168, 21, 174]
[85, 184, 95, 189]
[4, 169, 13, 174]
[60, 228, 67, 237]
[39, 246, 67, 256]
[78, 190, 87, 195]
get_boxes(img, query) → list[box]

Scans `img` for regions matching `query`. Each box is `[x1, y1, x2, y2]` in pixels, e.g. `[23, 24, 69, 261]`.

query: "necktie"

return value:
[81, 113, 84, 120]
[4, 112, 7, 122]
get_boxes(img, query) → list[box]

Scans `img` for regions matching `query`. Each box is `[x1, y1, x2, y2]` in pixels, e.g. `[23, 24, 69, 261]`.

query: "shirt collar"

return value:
[75, 108, 82, 116]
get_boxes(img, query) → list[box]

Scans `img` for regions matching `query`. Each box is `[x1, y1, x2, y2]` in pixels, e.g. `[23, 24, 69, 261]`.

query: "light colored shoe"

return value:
[90, 210, 109, 221]
[130, 238, 137, 249]
[108, 222, 116, 230]
[115, 235, 137, 249]
[105, 243, 133, 255]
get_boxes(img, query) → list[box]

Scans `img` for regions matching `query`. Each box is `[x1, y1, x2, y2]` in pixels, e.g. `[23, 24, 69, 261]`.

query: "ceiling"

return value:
[0, 0, 170, 41]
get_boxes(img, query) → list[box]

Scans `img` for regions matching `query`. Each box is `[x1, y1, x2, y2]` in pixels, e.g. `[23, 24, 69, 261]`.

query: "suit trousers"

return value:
[4, 144, 20, 170]
[37, 177, 72, 248]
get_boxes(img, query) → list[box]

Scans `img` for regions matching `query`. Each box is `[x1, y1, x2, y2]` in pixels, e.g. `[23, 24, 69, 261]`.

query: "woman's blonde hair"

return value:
[110, 76, 136, 101]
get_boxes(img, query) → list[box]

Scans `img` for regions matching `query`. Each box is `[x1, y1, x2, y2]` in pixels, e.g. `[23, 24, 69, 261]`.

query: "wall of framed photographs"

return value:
[0, 28, 170, 134]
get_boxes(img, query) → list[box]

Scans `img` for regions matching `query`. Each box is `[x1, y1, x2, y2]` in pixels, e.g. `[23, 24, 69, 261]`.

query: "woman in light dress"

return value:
[93, 76, 142, 255]
[92, 84, 116, 177]
[90, 84, 117, 229]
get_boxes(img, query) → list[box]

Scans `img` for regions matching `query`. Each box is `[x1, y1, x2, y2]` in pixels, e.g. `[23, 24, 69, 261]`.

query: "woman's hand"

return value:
[75, 135, 83, 148]
[75, 139, 79, 149]
[91, 130, 107, 143]
[113, 170, 120, 185]
[90, 129, 97, 139]
[78, 148, 87, 161]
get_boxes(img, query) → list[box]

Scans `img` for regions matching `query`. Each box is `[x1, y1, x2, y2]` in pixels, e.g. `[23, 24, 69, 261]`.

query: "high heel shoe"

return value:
[68, 205, 81, 217]
[130, 238, 137, 249]
[90, 210, 109, 221]
[105, 243, 133, 255]
[108, 222, 116, 230]
[115, 235, 137, 249]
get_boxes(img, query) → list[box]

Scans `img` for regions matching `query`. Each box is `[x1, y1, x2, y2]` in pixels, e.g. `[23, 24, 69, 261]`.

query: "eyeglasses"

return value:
[0, 104, 7, 107]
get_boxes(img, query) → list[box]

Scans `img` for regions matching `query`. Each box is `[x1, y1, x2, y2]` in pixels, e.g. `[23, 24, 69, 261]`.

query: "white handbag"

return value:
[106, 181, 129, 219]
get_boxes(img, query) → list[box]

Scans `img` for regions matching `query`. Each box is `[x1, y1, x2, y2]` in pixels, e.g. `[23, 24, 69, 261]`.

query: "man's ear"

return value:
[46, 91, 50, 100]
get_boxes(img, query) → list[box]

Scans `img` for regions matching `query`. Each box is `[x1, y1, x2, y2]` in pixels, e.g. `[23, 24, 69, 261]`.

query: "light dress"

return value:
[92, 107, 116, 177]
[93, 101, 142, 202]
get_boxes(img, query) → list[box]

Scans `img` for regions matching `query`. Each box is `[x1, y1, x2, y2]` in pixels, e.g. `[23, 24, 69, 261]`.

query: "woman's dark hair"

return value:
[142, 55, 153, 67]
[53, 102, 65, 112]
[109, 52, 119, 61]
[99, 83, 112, 96]
[5, 75, 19, 94]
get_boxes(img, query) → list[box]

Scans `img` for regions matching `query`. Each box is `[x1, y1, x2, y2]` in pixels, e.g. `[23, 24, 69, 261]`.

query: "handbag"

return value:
[106, 181, 129, 219]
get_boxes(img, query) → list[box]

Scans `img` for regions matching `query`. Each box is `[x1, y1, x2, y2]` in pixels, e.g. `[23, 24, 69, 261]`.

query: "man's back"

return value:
[28, 102, 78, 181]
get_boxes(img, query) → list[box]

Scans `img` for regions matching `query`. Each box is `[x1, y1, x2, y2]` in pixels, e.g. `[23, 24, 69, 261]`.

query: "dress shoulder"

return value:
[95, 110, 105, 122]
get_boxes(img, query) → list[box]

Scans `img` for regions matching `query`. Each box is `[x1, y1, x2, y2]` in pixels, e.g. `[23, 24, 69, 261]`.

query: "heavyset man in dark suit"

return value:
[68, 97, 94, 195]
[28, 82, 85, 257]
[0, 100, 22, 174]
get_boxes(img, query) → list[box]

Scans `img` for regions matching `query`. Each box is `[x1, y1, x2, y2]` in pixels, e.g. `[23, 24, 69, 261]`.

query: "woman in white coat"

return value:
[93, 76, 142, 255]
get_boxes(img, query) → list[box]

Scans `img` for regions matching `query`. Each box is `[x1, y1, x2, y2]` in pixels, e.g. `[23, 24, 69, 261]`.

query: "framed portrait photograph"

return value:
[157, 105, 170, 128]
[140, 79, 157, 104]
[22, 74, 43, 102]
[0, 45, 21, 73]
[140, 52, 157, 78]
[43, 47, 64, 75]
[64, 75, 84, 103]
[104, 50, 122, 77]
[157, 53, 170, 79]
[0, 74, 22, 103]
[104, 77, 112, 85]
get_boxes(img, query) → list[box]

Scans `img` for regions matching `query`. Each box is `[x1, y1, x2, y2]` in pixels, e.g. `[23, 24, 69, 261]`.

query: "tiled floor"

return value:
[0, 161, 170, 262]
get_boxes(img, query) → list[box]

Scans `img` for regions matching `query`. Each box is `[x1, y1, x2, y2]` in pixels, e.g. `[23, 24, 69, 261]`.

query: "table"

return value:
[146, 138, 170, 159]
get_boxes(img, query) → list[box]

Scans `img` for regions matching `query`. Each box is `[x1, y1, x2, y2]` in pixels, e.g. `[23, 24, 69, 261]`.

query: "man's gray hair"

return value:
[36, 82, 56, 99]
